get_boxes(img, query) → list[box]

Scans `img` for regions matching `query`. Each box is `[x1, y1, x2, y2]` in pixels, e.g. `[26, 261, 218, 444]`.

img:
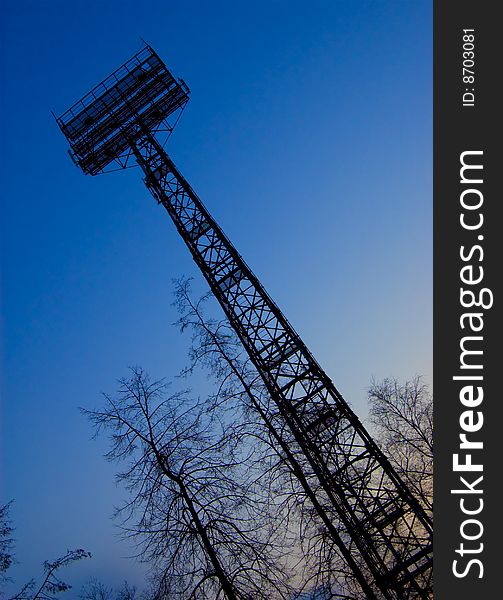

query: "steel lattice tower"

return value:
[57, 46, 433, 600]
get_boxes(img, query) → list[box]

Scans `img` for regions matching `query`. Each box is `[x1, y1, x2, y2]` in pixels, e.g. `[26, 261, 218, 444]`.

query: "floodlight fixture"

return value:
[56, 44, 189, 175]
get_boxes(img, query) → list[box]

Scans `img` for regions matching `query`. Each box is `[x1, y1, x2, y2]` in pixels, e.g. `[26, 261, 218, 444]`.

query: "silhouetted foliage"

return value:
[84, 367, 293, 599]
[173, 280, 366, 600]
[1, 503, 90, 600]
[0, 503, 15, 585]
[80, 579, 114, 600]
[80, 579, 138, 600]
[173, 281, 434, 599]
[83, 280, 433, 600]
[368, 377, 433, 517]
[8, 549, 90, 600]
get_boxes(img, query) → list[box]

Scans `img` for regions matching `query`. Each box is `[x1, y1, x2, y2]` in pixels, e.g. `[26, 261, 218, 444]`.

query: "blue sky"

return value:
[1, 0, 432, 593]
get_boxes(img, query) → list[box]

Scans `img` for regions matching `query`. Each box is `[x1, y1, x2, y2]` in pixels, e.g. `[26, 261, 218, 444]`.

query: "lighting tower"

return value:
[56, 45, 432, 600]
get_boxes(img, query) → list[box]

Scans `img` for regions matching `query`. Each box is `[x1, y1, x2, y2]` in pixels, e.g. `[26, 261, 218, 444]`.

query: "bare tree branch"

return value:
[368, 377, 433, 518]
[85, 367, 293, 599]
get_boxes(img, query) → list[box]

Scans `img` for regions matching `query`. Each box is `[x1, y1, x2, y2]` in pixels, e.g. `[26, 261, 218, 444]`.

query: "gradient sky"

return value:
[1, 0, 432, 594]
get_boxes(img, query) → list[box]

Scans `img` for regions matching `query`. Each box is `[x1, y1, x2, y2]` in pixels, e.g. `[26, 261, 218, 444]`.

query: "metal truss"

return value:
[129, 130, 433, 600]
[56, 45, 189, 176]
[58, 46, 433, 600]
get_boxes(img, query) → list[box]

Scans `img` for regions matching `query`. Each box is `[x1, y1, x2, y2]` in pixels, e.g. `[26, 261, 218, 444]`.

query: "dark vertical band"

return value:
[434, 2, 498, 597]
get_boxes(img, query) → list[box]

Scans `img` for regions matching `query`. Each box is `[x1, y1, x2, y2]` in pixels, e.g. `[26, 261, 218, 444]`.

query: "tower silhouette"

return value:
[57, 45, 432, 599]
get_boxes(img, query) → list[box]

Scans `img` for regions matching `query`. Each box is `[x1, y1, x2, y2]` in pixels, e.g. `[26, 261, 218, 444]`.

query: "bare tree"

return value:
[173, 281, 433, 599]
[1, 503, 90, 600]
[314, 377, 435, 600]
[368, 377, 433, 518]
[8, 549, 91, 600]
[84, 281, 431, 600]
[84, 368, 293, 600]
[80, 580, 138, 600]
[115, 582, 137, 600]
[0, 503, 14, 587]
[173, 279, 367, 600]
[80, 579, 114, 600]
